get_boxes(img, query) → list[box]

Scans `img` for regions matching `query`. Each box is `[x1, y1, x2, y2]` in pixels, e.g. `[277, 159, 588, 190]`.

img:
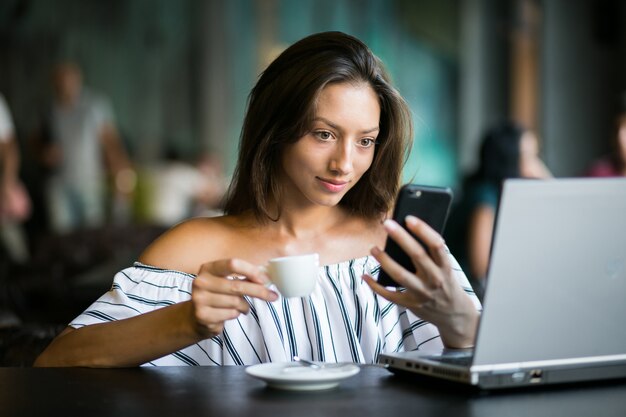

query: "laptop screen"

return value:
[473, 178, 626, 366]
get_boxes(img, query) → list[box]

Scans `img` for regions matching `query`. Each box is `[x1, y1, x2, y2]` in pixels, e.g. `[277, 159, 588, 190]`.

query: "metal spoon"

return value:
[293, 356, 352, 369]
[292, 356, 323, 369]
[293, 356, 388, 370]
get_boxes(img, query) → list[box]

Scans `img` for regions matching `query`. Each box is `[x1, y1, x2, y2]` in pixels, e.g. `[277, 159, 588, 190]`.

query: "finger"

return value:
[430, 242, 452, 273]
[195, 291, 251, 314]
[363, 273, 402, 299]
[194, 274, 278, 302]
[369, 245, 430, 296]
[404, 216, 450, 270]
[403, 216, 446, 257]
[383, 218, 428, 260]
[199, 258, 269, 285]
[382, 219, 439, 286]
[195, 305, 242, 327]
[363, 274, 428, 307]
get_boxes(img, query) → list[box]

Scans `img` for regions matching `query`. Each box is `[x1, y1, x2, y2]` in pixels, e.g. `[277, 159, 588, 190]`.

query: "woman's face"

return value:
[53, 64, 82, 104]
[280, 82, 380, 208]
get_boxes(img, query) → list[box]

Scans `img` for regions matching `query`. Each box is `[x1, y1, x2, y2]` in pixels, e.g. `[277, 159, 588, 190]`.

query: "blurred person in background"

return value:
[0, 93, 31, 263]
[37, 61, 135, 234]
[585, 94, 626, 178]
[193, 152, 228, 217]
[144, 148, 227, 227]
[445, 121, 551, 300]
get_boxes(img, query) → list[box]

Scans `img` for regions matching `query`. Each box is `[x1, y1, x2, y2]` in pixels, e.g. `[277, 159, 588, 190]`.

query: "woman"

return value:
[586, 103, 626, 177]
[35, 32, 480, 367]
[445, 121, 551, 299]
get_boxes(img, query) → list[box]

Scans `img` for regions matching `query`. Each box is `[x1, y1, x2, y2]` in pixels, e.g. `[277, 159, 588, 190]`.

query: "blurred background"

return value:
[1, 0, 625, 364]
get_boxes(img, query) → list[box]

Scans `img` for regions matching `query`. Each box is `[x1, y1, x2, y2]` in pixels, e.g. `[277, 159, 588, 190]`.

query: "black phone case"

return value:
[376, 184, 453, 287]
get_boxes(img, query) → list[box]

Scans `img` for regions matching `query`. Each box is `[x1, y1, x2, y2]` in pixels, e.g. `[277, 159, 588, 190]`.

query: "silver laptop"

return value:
[378, 178, 626, 389]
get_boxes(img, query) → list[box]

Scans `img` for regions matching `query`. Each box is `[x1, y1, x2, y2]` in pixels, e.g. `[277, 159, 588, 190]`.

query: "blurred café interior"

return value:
[0, 0, 625, 365]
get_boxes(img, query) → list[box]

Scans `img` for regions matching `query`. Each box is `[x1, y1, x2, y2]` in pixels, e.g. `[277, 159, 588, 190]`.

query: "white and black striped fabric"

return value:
[69, 253, 480, 366]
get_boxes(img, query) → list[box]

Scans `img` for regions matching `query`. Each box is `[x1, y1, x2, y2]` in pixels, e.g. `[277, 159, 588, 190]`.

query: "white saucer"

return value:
[246, 362, 360, 391]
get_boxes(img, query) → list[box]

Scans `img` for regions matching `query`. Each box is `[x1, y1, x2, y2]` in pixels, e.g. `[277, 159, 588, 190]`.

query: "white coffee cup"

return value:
[262, 253, 319, 298]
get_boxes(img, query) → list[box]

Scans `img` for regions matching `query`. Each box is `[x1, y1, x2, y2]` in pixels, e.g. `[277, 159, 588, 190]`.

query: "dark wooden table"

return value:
[1, 365, 626, 416]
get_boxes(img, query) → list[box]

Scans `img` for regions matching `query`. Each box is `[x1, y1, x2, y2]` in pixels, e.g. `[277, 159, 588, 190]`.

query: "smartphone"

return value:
[376, 184, 453, 287]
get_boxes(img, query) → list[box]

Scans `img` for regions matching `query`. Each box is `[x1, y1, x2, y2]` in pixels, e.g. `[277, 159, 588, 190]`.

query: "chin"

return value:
[319, 193, 348, 207]
[306, 183, 354, 207]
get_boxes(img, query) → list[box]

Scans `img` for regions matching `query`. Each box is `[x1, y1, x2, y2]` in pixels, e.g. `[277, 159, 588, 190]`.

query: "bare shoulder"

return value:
[139, 216, 239, 274]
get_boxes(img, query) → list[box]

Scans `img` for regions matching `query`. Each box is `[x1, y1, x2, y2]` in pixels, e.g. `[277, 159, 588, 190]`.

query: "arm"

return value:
[1, 137, 19, 186]
[34, 300, 202, 367]
[99, 122, 135, 195]
[35, 222, 278, 367]
[520, 153, 552, 179]
[0, 96, 17, 188]
[0, 139, 16, 213]
[0, 140, 11, 216]
[467, 205, 495, 281]
[0, 137, 30, 222]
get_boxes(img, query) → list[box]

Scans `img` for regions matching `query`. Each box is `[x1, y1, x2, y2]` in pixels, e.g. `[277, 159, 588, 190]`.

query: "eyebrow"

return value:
[312, 117, 380, 134]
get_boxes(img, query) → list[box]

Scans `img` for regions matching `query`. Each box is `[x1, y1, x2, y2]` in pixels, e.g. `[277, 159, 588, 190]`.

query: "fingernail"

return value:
[370, 245, 381, 256]
[269, 291, 279, 301]
[383, 219, 397, 231]
[405, 215, 418, 225]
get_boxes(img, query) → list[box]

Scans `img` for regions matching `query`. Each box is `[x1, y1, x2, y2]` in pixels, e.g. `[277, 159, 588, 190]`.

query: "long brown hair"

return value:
[224, 31, 413, 222]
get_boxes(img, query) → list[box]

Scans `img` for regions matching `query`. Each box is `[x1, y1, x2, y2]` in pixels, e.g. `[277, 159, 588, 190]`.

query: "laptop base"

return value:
[380, 352, 626, 390]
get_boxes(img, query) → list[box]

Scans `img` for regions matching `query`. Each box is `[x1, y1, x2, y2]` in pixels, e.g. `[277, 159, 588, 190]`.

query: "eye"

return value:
[356, 138, 378, 149]
[313, 130, 335, 142]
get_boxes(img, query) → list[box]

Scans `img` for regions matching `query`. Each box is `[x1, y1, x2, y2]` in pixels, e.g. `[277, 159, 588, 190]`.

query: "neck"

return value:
[268, 204, 347, 240]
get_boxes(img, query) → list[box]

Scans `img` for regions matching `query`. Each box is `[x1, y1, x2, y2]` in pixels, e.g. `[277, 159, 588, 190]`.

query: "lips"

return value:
[317, 177, 349, 193]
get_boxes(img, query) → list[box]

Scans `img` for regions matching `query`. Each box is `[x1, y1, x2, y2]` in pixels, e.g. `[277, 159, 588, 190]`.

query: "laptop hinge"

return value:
[471, 353, 626, 372]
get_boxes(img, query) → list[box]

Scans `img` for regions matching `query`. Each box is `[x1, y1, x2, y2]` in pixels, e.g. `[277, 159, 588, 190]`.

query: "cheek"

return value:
[354, 151, 375, 176]
[284, 144, 324, 174]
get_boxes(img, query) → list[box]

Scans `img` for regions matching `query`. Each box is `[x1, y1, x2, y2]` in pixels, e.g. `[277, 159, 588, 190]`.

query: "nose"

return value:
[329, 140, 354, 175]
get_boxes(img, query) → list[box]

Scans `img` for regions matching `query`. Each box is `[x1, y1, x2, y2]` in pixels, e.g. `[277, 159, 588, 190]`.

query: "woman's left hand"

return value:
[364, 215, 479, 349]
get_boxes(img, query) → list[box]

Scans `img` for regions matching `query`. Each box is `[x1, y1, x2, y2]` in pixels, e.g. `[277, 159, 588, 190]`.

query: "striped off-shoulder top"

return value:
[69, 253, 480, 366]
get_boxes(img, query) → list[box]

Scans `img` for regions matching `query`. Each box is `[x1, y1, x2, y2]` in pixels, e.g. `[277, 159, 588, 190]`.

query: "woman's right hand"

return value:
[190, 259, 279, 338]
